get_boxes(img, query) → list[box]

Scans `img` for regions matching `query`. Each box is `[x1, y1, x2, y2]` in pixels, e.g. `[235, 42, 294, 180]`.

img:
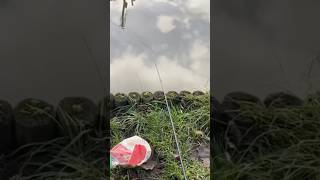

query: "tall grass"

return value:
[213, 94, 320, 180]
[1, 106, 108, 180]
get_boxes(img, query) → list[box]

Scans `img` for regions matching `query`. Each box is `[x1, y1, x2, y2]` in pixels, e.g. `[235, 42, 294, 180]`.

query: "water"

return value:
[110, 0, 210, 94]
[1, 0, 319, 104]
[0, 0, 210, 105]
[213, 0, 320, 101]
[0, 0, 108, 105]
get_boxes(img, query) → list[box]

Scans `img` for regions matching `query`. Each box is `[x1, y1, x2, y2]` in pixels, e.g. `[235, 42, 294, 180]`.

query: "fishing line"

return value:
[80, 34, 107, 94]
[154, 63, 188, 180]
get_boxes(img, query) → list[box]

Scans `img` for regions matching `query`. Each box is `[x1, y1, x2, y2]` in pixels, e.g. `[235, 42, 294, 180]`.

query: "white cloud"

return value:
[152, 0, 179, 6]
[182, 33, 192, 40]
[189, 39, 210, 78]
[182, 17, 191, 29]
[156, 15, 177, 33]
[110, 48, 209, 93]
[110, 0, 210, 92]
[184, 0, 210, 22]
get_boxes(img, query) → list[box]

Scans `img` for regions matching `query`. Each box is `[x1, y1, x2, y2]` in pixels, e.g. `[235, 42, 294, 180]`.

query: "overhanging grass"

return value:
[213, 94, 320, 180]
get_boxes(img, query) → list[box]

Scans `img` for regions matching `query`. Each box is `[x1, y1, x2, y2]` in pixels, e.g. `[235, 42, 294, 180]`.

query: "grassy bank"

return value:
[111, 93, 210, 179]
[213, 93, 320, 180]
[4, 91, 318, 179]
[0, 93, 210, 179]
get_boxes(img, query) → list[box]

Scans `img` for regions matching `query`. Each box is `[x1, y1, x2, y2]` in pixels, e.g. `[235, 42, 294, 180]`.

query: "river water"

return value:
[0, 0, 108, 105]
[213, 0, 320, 101]
[1, 0, 319, 104]
[110, 0, 210, 94]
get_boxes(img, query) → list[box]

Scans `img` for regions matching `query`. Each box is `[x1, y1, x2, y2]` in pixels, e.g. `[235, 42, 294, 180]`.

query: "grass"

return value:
[1, 104, 108, 180]
[213, 93, 320, 180]
[0, 93, 210, 180]
[110, 94, 210, 179]
[3, 92, 319, 179]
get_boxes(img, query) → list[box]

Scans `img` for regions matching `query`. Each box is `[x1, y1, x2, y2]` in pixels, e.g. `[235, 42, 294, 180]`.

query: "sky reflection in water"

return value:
[110, 0, 210, 93]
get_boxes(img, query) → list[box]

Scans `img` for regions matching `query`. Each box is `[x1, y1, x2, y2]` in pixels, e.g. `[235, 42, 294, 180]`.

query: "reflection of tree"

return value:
[121, 0, 128, 28]
[111, 0, 135, 28]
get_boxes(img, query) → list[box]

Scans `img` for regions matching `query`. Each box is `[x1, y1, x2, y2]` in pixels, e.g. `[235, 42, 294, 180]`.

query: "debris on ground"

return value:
[110, 136, 152, 168]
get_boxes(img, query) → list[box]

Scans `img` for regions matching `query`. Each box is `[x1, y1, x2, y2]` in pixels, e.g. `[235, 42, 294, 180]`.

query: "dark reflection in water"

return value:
[0, 0, 108, 105]
[213, 0, 320, 101]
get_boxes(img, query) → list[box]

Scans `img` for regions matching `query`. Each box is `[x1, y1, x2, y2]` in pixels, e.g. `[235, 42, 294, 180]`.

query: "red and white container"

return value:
[110, 136, 152, 168]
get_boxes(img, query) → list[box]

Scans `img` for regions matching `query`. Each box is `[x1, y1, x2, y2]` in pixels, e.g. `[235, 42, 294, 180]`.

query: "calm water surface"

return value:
[1, 0, 319, 104]
[213, 0, 320, 100]
[110, 0, 210, 94]
[0, 0, 107, 105]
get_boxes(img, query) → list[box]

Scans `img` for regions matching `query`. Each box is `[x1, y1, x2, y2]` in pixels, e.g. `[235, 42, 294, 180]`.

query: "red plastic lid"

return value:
[128, 144, 147, 166]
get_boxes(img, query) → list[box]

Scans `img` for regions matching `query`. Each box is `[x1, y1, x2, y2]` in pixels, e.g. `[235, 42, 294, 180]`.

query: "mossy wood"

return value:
[264, 92, 303, 108]
[153, 91, 165, 101]
[14, 99, 56, 146]
[56, 97, 97, 137]
[128, 92, 141, 104]
[114, 93, 129, 107]
[166, 91, 180, 104]
[141, 91, 153, 103]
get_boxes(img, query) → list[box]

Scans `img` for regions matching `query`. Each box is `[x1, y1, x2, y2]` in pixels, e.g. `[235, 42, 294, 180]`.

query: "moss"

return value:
[179, 90, 192, 98]
[128, 92, 141, 104]
[264, 91, 303, 108]
[179, 90, 193, 109]
[193, 91, 205, 96]
[153, 91, 165, 101]
[166, 91, 180, 104]
[56, 97, 97, 137]
[141, 91, 153, 103]
[114, 93, 129, 107]
[14, 98, 56, 146]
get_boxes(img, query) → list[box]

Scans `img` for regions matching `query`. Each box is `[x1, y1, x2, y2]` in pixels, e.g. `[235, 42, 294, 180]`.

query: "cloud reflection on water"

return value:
[110, 0, 210, 93]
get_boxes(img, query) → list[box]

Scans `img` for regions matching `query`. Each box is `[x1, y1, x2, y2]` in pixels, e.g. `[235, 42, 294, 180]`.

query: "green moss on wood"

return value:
[128, 92, 141, 104]
[14, 98, 56, 146]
